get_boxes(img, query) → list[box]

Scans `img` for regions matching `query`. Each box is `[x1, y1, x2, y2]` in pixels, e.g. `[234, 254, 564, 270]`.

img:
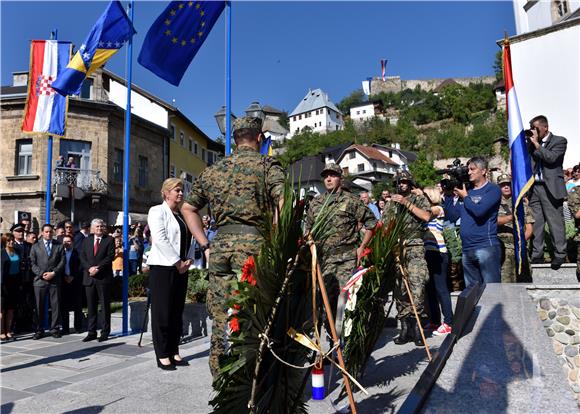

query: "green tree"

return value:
[278, 111, 289, 130]
[409, 152, 440, 187]
[493, 50, 503, 82]
[337, 89, 365, 114]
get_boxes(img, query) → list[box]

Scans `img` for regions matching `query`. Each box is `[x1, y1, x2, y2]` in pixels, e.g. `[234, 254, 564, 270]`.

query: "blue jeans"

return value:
[425, 250, 453, 325]
[462, 244, 502, 288]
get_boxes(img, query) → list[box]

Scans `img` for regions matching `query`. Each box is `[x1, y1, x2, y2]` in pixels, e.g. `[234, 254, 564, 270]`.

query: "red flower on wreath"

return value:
[241, 256, 257, 286]
[361, 247, 372, 258]
[233, 304, 241, 311]
[229, 317, 240, 333]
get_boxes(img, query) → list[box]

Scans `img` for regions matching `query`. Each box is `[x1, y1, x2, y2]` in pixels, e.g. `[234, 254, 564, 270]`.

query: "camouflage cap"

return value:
[321, 163, 343, 177]
[497, 173, 511, 185]
[232, 117, 263, 134]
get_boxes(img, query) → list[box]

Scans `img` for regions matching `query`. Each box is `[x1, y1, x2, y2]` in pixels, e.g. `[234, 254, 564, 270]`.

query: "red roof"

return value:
[345, 145, 399, 166]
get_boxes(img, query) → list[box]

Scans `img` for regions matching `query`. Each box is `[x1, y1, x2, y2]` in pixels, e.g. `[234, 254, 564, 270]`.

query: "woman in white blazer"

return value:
[147, 178, 192, 370]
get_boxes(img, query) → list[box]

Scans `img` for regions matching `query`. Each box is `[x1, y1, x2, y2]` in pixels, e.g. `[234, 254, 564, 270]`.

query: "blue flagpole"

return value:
[121, 0, 135, 336]
[225, 1, 231, 156]
[45, 29, 58, 225]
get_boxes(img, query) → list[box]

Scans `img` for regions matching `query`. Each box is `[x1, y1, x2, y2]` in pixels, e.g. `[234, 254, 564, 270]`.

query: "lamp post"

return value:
[214, 105, 236, 155]
[245, 101, 265, 121]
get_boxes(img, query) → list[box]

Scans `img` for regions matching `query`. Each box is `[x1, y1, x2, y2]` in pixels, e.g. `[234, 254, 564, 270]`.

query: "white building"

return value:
[261, 105, 289, 143]
[507, 5, 580, 167]
[336, 144, 402, 191]
[288, 88, 343, 138]
[349, 101, 386, 123]
[512, 0, 579, 35]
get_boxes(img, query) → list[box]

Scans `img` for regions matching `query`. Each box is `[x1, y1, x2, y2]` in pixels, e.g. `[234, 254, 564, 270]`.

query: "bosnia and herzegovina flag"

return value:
[138, 1, 225, 86]
[52, 1, 135, 96]
[503, 39, 534, 274]
[260, 136, 273, 156]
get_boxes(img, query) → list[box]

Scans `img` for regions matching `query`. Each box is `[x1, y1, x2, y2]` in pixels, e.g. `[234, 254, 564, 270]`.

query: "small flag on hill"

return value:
[138, 1, 225, 86]
[22, 40, 72, 136]
[380, 59, 387, 81]
[52, 1, 135, 96]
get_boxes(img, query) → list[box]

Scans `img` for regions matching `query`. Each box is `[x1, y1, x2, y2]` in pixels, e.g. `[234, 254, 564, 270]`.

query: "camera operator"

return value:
[526, 115, 568, 269]
[450, 157, 502, 287]
[440, 179, 462, 228]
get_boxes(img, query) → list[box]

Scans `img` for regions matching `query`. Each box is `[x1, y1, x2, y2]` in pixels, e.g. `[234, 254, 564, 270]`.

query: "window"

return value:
[356, 111, 360, 115]
[16, 139, 32, 175]
[299, 115, 302, 120]
[170, 124, 176, 140]
[555, 0, 569, 17]
[320, 108, 325, 114]
[138, 156, 148, 187]
[180, 132, 184, 146]
[170, 164, 176, 178]
[293, 116, 296, 122]
[357, 164, 364, 173]
[80, 78, 93, 99]
[362, 110, 366, 114]
[207, 151, 215, 166]
[60, 139, 91, 170]
[388, 150, 393, 158]
[349, 152, 355, 160]
[113, 148, 123, 182]
[372, 162, 377, 170]
[201, 148, 206, 161]
[194, 142, 198, 154]
[189, 138, 193, 153]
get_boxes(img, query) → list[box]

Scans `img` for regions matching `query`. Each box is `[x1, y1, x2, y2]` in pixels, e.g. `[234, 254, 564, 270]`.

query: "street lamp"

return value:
[245, 101, 265, 121]
[214, 105, 236, 136]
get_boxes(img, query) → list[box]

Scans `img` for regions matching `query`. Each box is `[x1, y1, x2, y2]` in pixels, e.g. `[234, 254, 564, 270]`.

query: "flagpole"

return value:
[45, 29, 58, 224]
[121, 0, 135, 336]
[225, 1, 232, 156]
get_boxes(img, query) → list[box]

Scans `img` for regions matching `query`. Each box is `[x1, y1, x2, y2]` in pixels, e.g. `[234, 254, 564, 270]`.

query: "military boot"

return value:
[393, 318, 411, 345]
[412, 319, 425, 347]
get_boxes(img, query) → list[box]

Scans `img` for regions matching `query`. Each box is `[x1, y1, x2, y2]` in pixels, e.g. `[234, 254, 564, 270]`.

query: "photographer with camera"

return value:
[526, 115, 568, 269]
[448, 157, 502, 287]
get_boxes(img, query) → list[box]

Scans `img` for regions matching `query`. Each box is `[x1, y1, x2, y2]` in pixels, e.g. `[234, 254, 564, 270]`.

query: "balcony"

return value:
[53, 167, 108, 197]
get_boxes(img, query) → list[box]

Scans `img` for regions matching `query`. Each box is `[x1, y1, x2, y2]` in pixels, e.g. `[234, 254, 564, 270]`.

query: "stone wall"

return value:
[529, 288, 580, 405]
[369, 75, 496, 95]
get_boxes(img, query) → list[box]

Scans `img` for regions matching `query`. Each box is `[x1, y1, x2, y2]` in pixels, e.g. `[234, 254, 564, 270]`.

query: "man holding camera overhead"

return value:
[526, 115, 568, 270]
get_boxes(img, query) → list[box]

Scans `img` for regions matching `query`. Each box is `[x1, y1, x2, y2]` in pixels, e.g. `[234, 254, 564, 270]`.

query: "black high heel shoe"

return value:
[157, 359, 176, 371]
[170, 356, 190, 366]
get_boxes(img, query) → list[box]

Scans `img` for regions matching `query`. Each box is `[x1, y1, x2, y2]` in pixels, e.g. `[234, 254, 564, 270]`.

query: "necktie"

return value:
[94, 238, 100, 256]
[45, 241, 52, 256]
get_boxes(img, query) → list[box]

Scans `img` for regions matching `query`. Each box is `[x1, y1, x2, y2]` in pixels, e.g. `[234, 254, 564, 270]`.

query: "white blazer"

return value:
[146, 201, 192, 266]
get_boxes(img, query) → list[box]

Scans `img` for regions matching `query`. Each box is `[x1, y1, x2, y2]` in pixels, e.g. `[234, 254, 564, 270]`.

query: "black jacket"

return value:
[13, 240, 32, 283]
[79, 234, 115, 286]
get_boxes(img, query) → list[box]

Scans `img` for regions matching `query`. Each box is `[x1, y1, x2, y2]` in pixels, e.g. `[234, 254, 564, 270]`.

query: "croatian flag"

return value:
[380, 59, 387, 81]
[503, 40, 534, 273]
[22, 40, 71, 137]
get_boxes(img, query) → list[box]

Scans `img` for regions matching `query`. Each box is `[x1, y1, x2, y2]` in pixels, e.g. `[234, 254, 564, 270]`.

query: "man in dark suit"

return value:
[73, 221, 90, 251]
[527, 115, 568, 269]
[11, 223, 36, 333]
[29, 224, 65, 339]
[60, 234, 84, 334]
[79, 218, 115, 342]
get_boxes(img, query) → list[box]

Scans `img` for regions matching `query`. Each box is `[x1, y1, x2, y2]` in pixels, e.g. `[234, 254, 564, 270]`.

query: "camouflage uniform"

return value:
[384, 193, 430, 320]
[567, 186, 580, 279]
[186, 118, 285, 378]
[497, 179, 535, 283]
[304, 167, 376, 317]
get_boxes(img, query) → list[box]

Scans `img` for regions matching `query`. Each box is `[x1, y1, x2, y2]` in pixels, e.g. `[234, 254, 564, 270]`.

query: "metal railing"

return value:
[54, 167, 108, 194]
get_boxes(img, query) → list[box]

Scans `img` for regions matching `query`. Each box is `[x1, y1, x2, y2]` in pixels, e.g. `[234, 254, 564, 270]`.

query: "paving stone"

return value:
[548, 310, 557, 319]
[23, 380, 71, 394]
[1, 365, 75, 390]
[0, 387, 33, 404]
[557, 316, 571, 326]
[0, 354, 40, 367]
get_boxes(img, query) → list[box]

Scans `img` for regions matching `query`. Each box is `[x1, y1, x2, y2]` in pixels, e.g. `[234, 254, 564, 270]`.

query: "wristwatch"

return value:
[200, 243, 211, 252]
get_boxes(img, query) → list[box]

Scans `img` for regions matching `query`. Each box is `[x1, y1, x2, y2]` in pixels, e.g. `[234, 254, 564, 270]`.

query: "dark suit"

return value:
[29, 239, 65, 333]
[529, 133, 568, 259]
[13, 240, 36, 332]
[60, 247, 83, 333]
[79, 234, 115, 336]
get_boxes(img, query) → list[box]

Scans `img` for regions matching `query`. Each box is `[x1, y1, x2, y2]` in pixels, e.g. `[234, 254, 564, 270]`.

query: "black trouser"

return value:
[16, 281, 37, 333]
[149, 265, 188, 359]
[85, 283, 111, 335]
[34, 283, 60, 333]
[61, 280, 84, 333]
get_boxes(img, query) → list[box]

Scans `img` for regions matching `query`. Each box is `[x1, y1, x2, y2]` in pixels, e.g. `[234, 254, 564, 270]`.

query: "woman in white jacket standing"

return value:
[147, 178, 192, 370]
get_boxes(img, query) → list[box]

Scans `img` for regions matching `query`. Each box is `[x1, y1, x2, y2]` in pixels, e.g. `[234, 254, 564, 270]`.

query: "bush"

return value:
[129, 272, 149, 298]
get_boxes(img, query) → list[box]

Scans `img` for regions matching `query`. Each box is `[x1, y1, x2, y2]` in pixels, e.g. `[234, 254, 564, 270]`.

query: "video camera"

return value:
[437, 159, 470, 191]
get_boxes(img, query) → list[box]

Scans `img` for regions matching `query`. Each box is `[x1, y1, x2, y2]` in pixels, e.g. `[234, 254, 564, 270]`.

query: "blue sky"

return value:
[1, 1, 515, 139]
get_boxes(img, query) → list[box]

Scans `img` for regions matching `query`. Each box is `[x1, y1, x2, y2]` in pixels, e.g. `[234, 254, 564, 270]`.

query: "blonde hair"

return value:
[423, 186, 442, 205]
[161, 178, 183, 200]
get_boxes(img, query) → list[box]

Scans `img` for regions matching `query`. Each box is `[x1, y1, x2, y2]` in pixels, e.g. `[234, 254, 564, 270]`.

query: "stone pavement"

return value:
[0, 310, 446, 413]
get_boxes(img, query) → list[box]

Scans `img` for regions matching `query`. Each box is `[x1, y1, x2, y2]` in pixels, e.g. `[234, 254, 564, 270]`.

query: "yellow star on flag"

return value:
[181, 40, 187, 46]
[171, 37, 178, 44]
[198, 31, 203, 38]
[196, 3, 200, 9]
[188, 1, 193, 6]
[201, 21, 205, 27]
[165, 29, 171, 36]
[164, 19, 171, 25]
[200, 10, 205, 16]
[170, 9, 176, 16]
[190, 37, 196, 44]
[178, 3, 184, 9]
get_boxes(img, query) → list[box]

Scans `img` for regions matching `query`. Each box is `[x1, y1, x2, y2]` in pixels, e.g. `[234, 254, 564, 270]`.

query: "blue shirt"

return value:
[8, 252, 20, 276]
[367, 202, 381, 220]
[447, 181, 501, 251]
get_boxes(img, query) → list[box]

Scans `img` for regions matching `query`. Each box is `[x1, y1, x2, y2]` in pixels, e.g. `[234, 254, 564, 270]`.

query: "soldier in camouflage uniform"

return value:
[567, 185, 580, 279]
[385, 171, 432, 346]
[496, 174, 535, 283]
[304, 163, 377, 323]
[181, 117, 285, 379]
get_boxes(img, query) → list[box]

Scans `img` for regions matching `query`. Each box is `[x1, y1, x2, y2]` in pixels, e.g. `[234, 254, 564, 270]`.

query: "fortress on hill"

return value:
[369, 75, 496, 95]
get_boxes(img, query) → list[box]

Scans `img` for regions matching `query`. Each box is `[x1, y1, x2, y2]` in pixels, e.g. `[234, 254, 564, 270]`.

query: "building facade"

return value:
[512, 0, 579, 35]
[288, 88, 343, 138]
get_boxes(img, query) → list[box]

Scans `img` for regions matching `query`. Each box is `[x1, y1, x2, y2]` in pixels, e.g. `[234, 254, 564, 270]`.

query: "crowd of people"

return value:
[1, 114, 578, 380]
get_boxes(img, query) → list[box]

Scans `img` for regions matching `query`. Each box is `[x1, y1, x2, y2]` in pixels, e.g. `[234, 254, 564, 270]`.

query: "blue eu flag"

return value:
[138, 1, 224, 86]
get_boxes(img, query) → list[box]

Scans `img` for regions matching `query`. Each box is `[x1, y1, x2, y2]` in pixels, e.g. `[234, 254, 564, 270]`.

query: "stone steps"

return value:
[531, 263, 578, 285]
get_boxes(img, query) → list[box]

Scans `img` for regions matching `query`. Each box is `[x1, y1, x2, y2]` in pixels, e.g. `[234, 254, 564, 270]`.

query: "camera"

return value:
[524, 126, 538, 138]
[437, 159, 470, 191]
